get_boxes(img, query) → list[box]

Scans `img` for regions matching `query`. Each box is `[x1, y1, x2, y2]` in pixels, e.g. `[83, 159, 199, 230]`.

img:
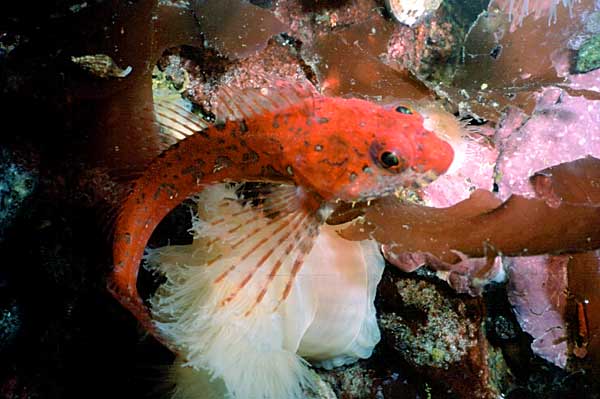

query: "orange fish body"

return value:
[110, 85, 454, 334]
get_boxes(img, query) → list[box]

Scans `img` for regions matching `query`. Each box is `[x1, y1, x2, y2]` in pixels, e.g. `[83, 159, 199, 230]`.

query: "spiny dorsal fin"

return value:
[151, 81, 319, 146]
[212, 80, 319, 123]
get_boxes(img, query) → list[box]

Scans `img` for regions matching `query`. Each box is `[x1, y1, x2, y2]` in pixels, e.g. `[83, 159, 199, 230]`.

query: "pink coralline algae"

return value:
[507, 255, 569, 368]
[495, 87, 600, 200]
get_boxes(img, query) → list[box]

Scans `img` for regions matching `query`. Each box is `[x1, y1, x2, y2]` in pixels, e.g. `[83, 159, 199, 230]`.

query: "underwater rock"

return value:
[384, 0, 488, 91]
[316, 362, 375, 398]
[0, 148, 38, 242]
[0, 299, 22, 353]
[377, 271, 509, 398]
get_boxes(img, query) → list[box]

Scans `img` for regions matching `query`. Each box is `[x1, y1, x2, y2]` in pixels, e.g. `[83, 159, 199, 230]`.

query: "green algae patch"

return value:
[575, 34, 600, 73]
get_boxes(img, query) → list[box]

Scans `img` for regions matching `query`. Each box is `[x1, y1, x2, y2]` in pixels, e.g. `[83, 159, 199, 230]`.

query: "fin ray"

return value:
[213, 80, 319, 122]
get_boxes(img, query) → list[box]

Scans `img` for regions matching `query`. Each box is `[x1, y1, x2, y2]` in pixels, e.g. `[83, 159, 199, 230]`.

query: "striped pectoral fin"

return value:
[190, 183, 323, 316]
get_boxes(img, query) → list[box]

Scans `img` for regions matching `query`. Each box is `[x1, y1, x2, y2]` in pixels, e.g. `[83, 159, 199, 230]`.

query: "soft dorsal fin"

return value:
[212, 80, 319, 122]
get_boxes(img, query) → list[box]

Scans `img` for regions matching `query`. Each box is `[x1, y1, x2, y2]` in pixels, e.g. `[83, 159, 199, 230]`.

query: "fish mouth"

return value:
[339, 169, 439, 203]
[326, 170, 439, 225]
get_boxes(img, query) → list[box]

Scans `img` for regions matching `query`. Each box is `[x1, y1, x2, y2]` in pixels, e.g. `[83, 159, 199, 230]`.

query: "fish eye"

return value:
[380, 151, 400, 168]
[395, 105, 413, 115]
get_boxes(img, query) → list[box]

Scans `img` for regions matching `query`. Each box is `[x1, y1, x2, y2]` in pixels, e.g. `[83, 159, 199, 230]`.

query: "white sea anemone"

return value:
[494, 0, 579, 31]
[146, 183, 384, 398]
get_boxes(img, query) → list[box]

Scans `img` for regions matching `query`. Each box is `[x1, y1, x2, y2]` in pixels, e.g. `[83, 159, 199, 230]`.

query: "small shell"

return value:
[147, 183, 384, 398]
[70, 54, 132, 78]
[385, 0, 443, 26]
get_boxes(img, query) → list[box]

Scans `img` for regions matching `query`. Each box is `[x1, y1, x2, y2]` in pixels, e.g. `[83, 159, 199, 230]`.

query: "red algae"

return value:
[308, 14, 430, 99]
[337, 157, 600, 262]
[442, 0, 596, 120]
[507, 255, 569, 368]
[193, 0, 287, 59]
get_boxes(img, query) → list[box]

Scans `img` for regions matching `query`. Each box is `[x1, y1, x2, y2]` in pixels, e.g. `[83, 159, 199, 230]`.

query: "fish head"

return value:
[293, 100, 455, 203]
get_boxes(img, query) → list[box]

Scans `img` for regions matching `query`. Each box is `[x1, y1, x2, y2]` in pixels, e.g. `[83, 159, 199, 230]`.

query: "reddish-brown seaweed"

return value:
[337, 157, 600, 262]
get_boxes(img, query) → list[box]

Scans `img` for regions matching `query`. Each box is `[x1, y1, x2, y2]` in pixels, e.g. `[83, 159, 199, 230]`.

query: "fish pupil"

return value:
[380, 151, 399, 168]
[395, 105, 412, 114]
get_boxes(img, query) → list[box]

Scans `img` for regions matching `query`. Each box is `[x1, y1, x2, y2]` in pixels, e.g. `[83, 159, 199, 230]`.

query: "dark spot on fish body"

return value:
[199, 130, 210, 139]
[349, 172, 357, 182]
[272, 114, 280, 129]
[261, 164, 287, 180]
[215, 122, 227, 131]
[214, 156, 233, 172]
[181, 159, 206, 181]
[305, 118, 312, 126]
[319, 157, 349, 167]
[242, 151, 259, 164]
[353, 147, 365, 157]
[153, 183, 178, 201]
[263, 137, 284, 153]
[217, 138, 226, 145]
[239, 120, 248, 133]
[226, 144, 239, 152]
[124, 233, 131, 244]
[316, 117, 329, 124]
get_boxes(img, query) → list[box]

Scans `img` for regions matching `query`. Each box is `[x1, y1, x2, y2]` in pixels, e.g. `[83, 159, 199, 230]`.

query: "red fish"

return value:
[110, 82, 454, 335]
